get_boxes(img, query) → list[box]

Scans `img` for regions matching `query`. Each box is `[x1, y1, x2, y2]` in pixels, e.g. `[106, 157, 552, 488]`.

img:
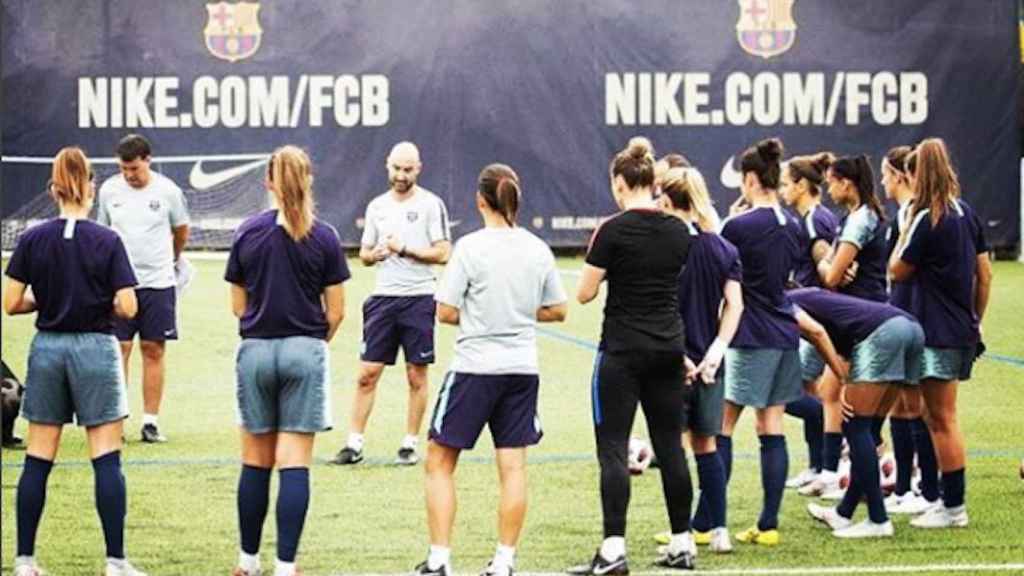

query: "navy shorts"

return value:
[429, 372, 543, 450]
[114, 287, 178, 342]
[22, 331, 129, 427]
[235, 336, 332, 434]
[361, 295, 435, 365]
[688, 372, 725, 437]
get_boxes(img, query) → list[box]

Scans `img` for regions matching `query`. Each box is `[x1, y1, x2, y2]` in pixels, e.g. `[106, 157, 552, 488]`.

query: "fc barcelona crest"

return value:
[736, 0, 797, 59]
[204, 2, 262, 63]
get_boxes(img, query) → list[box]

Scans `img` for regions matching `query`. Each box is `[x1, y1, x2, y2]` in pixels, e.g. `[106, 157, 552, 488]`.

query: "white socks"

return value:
[491, 544, 516, 573]
[428, 545, 451, 571]
[347, 432, 365, 451]
[668, 532, 694, 556]
[142, 413, 159, 427]
[274, 559, 296, 576]
[238, 551, 260, 573]
[402, 434, 419, 450]
[600, 536, 625, 560]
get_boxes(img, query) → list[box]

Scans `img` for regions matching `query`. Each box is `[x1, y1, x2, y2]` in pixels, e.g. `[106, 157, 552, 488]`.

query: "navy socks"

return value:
[823, 432, 843, 473]
[890, 417, 915, 495]
[756, 435, 787, 531]
[16, 455, 54, 557]
[238, 464, 272, 555]
[912, 418, 941, 502]
[692, 452, 727, 532]
[717, 435, 733, 482]
[942, 468, 966, 508]
[92, 451, 127, 559]
[838, 418, 888, 524]
[785, 394, 824, 471]
[276, 467, 310, 563]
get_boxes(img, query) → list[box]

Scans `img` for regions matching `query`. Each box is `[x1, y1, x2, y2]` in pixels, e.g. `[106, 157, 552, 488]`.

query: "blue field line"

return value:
[537, 321, 1024, 370]
[3, 448, 1022, 471]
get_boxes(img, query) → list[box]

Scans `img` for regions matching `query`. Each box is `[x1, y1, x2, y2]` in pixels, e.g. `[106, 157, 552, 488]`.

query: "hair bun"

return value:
[810, 152, 835, 173]
[627, 136, 654, 161]
[756, 138, 783, 163]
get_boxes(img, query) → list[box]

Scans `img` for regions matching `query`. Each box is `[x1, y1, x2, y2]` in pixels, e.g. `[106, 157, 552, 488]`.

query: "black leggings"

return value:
[592, 350, 693, 537]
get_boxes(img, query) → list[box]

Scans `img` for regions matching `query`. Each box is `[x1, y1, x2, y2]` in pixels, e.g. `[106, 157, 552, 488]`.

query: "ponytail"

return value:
[268, 145, 315, 241]
[831, 154, 886, 222]
[661, 167, 719, 232]
[478, 163, 521, 226]
[50, 147, 94, 208]
[912, 138, 961, 227]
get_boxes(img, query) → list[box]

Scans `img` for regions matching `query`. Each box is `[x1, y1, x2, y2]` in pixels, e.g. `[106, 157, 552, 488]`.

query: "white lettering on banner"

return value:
[78, 75, 391, 129]
[606, 71, 929, 127]
[551, 216, 608, 231]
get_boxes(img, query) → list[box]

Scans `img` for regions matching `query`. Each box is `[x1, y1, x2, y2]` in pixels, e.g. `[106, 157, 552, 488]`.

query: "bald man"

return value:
[331, 142, 452, 466]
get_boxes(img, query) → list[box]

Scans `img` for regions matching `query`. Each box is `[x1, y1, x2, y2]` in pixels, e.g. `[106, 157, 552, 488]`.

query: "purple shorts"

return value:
[361, 295, 435, 365]
[429, 372, 543, 450]
[113, 287, 178, 342]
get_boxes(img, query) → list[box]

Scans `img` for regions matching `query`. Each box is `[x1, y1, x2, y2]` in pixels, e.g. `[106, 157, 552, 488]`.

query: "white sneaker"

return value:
[910, 504, 968, 529]
[13, 559, 43, 576]
[807, 502, 853, 530]
[708, 527, 733, 554]
[786, 468, 819, 489]
[105, 560, 147, 576]
[886, 493, 938, 515]
[798, 470, 839, 496]
[821, 486, 847, 501]
[833, 519, 895, 539]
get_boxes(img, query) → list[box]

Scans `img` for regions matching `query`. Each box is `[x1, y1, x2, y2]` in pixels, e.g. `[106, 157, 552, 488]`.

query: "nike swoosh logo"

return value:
[449, 220, 462, 228]
[189, 158, 269, 191]
[720, 155, 742, 189]
[592, 559, 626, 575]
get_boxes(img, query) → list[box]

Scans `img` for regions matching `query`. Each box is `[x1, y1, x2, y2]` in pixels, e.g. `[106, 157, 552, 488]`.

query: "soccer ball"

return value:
[628, 437, 653, 475]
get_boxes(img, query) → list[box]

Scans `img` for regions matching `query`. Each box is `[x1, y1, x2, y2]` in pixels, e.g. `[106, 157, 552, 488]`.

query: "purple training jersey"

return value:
[886, 200, 917, 313]
[720, 205, 801, 349]
[677, 223, 743, 360]
[5, 219, 137, 334]
[899, 200, 988, 347]
[792, 204, 839, 288]
[789, 287, 911, 357]
[836, 205, 889, 302]
[225, 210, 351, 339]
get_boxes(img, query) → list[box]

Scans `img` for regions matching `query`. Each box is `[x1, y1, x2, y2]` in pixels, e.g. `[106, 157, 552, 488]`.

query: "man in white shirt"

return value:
[331, 141, 452, 466]
[97, 134, 190, 443]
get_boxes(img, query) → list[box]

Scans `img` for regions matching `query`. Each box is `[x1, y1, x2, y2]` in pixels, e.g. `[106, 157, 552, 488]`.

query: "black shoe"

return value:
[140, 423, 167, 443]
[648, 453, 660, 469]
[395, 446, 420, 466]
[330, 446, 364, 465]
[415, 561, 450, 576]
[654, 549, 695, 570]
[2, 435, 24, 449]
[480, 561, 514, 576]
[567, 551, 628, 576]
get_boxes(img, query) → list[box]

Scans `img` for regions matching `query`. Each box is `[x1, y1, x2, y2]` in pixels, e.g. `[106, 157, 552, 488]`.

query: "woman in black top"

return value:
[569, 138, 695, 573]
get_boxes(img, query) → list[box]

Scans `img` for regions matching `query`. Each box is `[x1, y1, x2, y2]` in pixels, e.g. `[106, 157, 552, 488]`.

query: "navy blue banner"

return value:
[2, 1, 1019, 249]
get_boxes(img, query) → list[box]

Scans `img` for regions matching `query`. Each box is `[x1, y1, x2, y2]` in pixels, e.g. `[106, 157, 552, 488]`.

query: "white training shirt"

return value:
[360, 186, 451, 296]
[97, 172, 190, 289]
[436, 227, 567, 375]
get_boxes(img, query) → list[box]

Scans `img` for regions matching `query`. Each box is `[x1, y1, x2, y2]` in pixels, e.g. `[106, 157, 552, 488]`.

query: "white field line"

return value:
[2, 153, 271, 164]
[343, 564, 1024, 576]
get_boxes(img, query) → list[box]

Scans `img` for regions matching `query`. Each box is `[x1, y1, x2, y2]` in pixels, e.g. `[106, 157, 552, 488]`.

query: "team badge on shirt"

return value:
[204, 2, 263, 63]
[736, 0, 797, 59]
[149, 200, 161, 211]
[407, 212, 419, 223]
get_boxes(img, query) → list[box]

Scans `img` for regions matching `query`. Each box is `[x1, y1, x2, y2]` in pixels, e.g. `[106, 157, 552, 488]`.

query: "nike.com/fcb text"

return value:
[78, 74, 390, 129]
[605, 71, 928, 127]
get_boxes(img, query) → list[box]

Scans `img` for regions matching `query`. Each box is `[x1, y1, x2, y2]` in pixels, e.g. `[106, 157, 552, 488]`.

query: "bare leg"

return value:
[424, 441, 460, 547]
